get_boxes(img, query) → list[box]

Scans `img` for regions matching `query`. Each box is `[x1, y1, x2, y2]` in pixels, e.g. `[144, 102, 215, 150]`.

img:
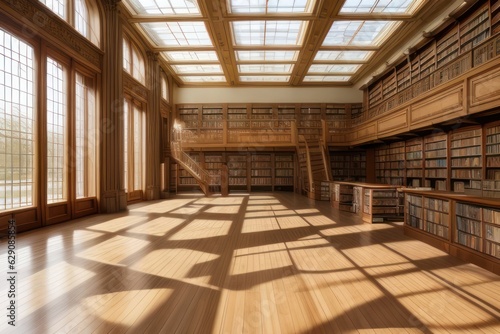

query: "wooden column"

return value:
[146, 51, 161, 200]
[100, 0, 127, 213]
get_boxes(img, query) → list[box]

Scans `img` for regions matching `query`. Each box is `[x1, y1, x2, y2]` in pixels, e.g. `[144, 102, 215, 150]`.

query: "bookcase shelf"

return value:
[251, 154, 273, 190]
[298, 105, 322, 141]
[436, 26, 459, 68]
[274, 154, 294, 191]
[491, 0, 500, 34]
[325, 104, 347, 129]
[424, 132, 448, 190]
[368, 82, 382, 107]
[227, 105, 249, 128]
[460, 4, 490, 54]
[382, 70, 397, 99]
[178, 106, 200, 130]
[403, 189, 500, 275]
[405, 137, 424, 187]
[450, 127, 483, 193]
[227, 154, 248, 191]
[485, 122, 500, 180]
[330, 151, 366, 181]
[204, 153, 223, 187]
[396, 61, 411, 91]
[375, 141, 405, 185]
[363, 188, 402, 223]
[177, 152, 201, 189]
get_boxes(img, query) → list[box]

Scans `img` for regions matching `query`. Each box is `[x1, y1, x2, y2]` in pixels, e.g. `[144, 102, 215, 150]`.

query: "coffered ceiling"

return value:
[121, 0, 472, 87]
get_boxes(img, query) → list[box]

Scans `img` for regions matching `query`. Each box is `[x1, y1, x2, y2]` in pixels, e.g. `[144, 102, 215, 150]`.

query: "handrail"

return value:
[171, 140, 212, 185]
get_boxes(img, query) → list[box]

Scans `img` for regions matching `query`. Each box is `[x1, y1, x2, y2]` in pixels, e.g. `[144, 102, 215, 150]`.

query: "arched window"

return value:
[123, 35, 146, 85]
[39, 0, 100, 46]
[161, 71, 169, 102]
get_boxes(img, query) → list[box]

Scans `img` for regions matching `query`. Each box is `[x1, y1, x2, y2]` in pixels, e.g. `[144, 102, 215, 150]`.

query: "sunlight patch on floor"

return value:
[76, 236, 150, 265]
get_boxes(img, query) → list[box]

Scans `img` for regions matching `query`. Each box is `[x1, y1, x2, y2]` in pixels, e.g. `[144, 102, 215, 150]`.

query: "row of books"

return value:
[425, 159, 447, 167]
[450, 146, 482, 157]
[456, 216, 482, 236]
[451, 169, 482, 179]
[424, 197, 450, 211]
[451, 156, 481, 167]
[450, 136, 482, 148]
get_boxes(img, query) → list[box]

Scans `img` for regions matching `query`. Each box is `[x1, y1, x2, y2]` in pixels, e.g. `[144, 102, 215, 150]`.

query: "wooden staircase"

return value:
[170, 141, 213, 195]
[297, 135, 331, 199]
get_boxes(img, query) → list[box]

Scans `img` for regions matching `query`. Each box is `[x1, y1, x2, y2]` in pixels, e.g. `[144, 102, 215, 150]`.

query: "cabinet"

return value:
[363, 188, 402, 223]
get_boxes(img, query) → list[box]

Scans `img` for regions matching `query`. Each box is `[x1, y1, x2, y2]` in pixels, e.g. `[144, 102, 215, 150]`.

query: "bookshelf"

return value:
[298, 105, 323, 141]
[405, 137, 424, 187]
[177, 106, 199, 130]
[368, 81, 382, 107]
[227, 105, 249, 128]
[170, 163, 178, 193]
[330, 151, 366, 181]
[450, 127, 483, 193]
[350, 104, 363, 120]
[485, 122, 500, 180]
[201, 106, 223, 143]
[177, 152, 201, 190]
[419, 42, 436, 79]
[375, 142, 404, 185]
[491, 0, 500, 34]
[459, 4, 490, 54]
[251, 154, 273, 190]
[396, 61, 411, 91]
[277, 105, 297, 120]
[410, 54, 421, 84]
[325, 104, 347, 129]
[227, 154, 248, 192]
[204, 153, 223, 188]
[424, 132, 448, 190]
[363, 188, 402, 223]
[403, 189, 500, 275]
[274, 154, 294, 191]
[382, 70, 397, 99]
[436, 26, 459, 68]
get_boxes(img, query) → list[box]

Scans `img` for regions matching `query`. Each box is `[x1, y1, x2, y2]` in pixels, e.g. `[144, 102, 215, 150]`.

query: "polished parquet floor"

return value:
[0, 192, 499, 333]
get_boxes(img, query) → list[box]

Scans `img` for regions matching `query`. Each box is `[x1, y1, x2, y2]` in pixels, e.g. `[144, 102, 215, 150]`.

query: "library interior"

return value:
[1, 0, 500, 332]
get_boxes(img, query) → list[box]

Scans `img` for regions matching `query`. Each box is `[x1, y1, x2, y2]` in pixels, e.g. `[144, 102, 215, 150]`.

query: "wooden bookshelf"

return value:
[424, 132, 448, 190]
[177, 106, 199, 130]
[485, 122, 500, 180]
[396, 61, 411, 91]
[403, 189, 500, 275]
[491, 0, 500, 34]
[325, 104, 347, 129]
[450, 127, 483, 193]
[204, 153, 223, 187]
[330, 151, 366, 181]
[298, 105, 322, 141]
[170, 163, 178, 193]
[363, 188, 402, 223]
[250, 154, 273, 190]
[382, 70, 397, 99]
[436, 25, 459, 68]
[419, 42, 436, 78]
[350, 104, 363, 120]
[405, 137, 424, 187]
[375, 142, 404, 185]
[274, 154, 294, 191]
[227, 105, 249, 128]
[368, 81, 382, 107]
[227, 154, 248, 192]
[177, 152, 201, 190]
[201, 106, 223, 143]
[277, 105, 297, 120]
[460, 4, 490, 54]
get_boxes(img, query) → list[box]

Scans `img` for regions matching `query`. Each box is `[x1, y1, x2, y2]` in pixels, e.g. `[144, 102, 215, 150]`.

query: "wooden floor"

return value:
[1, 192, 499, 333]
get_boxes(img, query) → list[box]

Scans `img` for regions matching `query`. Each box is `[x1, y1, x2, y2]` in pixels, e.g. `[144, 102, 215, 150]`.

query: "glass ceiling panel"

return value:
[127, 0, 200, 15]
[232, 21, 306, 46]
[171, 64, 223, 73]
[238, 64, 293, 73]
[180, 76, 227, 82]
[308, 64, 360, 73]
[229, 0, 312, 13]
[303, 76, 351, 82]
[322, 21, 398, 46]
[163, 51, 219, 62]
[314, 50, 374, 61]
[240, 76, 290, 82]
[340, 0, 422, 14]
[140, 22, 212, 46]
[236, 50, 298, 61]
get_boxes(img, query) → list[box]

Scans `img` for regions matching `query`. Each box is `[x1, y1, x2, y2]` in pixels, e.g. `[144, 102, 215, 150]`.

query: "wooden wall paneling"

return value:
[468, 64, 500, 113]
[376, 109, 409, 137]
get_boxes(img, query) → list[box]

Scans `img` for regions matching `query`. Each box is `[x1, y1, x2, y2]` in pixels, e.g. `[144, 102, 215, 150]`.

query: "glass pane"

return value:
[132, 45, 146, 84]
[180, 76, 227, 82]
[232, 21, 306, 46]
[46, 57, 67, 203]
[123, 38, 131, 73]
[133, 105, 142, 191]
[123, 99, 129, 191]
[238, 64, 293, 73]
[323, 20, 399, 46]
[39, 0, 65, 19]
[140, 22, 213, 46]
[340, 0, 422, 14]
[163, 51, 219, 61]
[171, 64, 223, 74]
[239, 75, 290, 82]
[308, 64, 361, 73]
[75, 0, 88, 38]
[229, 0, 313, 13]
[303, 75, 351, 82]
[0, 29, 36, 210]
[127, 0, 200, 15]
[235, 50, 297, 61]
[314, 50, 373, 61]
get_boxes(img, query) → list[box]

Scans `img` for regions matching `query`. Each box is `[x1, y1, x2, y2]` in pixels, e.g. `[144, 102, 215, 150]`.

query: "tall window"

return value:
[0, 29, 36, 210]
[123, 36, 146, 84]
[75, 72, 96, 198]
[46, 58, 67, 203]
[123, 97, 144, 196]
[39, 0, 100, 46]
[161, 72, 169, 102]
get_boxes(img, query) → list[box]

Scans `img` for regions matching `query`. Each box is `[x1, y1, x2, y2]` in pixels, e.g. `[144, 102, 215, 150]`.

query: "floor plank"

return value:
[0, 192, 499, 333]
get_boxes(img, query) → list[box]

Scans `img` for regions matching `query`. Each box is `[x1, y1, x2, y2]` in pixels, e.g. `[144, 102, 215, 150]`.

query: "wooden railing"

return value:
[355, 33, 500, 126]
[175, 119, 297, 147]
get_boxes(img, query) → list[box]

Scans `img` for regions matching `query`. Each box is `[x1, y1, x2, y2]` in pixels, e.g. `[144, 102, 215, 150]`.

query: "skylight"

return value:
[163, 51, 219, 62]
[171, 64, 223, 74]
[140, 22, 213, 46]
[340, 0, 423, 14]
[232, 21, 306, 46]
[322, 21, 399, 46]
[236, 51, 298, 61]
[308, 64, 361, 73]
[240, 76, 290, 82]
[180, 76, 227, 82]
[313, 50, 374, 62]
[229, 0, 314, 13]
[128, 0, 200, 15]
[303, 76, 351, 82]
[238, 64, 293, 73]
